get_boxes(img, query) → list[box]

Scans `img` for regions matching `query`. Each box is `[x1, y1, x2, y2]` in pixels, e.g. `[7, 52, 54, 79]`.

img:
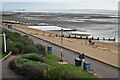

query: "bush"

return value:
[11, 47, 20, 55]
[59, 58, 64, 62]
[14, 42, 24, 53]
[9, 59, 16, 70]
[16, 58, 30, 64]
[22, 45, 39, 54]
[23, 35, 29, 38]
[3, 29, 46, 55]
[20, 64, 44, 78]
[44, 67, 70, 79]
[6, 39, 14, 52]
[36, 44, 46, 52]
[22, 53, 45, 62]
[36, 44, 46, 56]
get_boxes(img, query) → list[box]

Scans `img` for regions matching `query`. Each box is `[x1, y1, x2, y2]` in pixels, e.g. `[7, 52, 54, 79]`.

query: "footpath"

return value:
[2, 55, 23, 79]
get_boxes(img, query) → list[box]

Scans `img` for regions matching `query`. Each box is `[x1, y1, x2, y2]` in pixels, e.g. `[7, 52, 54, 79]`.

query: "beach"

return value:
[2, 12, 118, 42]
[4, 23, 118, 68]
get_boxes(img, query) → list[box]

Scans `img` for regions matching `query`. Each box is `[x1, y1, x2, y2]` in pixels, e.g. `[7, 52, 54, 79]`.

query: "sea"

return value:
[8, 9, 119, 42]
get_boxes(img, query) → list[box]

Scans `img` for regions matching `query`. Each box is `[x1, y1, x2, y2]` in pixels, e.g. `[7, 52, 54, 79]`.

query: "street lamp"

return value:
[60, 29, 63, 59]
[3, 33, 6, 53]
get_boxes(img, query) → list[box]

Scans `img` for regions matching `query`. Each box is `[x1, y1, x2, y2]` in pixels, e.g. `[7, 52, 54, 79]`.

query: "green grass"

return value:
[0, 53, 6, 59]
[0, 35, 7, 59]
[71, 34, 90, 36]
[45, 55, 100, 79]
[0, 35, 2, 44]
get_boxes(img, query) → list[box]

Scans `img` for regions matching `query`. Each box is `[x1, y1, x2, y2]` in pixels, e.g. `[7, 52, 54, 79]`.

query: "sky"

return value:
[1, 0, 119, 10]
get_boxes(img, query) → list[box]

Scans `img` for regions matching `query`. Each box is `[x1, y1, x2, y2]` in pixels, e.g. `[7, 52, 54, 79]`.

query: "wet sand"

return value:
[2, 12, 118, 41]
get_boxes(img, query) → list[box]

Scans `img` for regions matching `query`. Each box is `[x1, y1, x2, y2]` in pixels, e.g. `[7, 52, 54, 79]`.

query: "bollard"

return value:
[108, 38, 110, 41]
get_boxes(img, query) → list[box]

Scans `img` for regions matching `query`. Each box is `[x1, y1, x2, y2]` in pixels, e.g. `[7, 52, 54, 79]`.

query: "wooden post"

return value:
[68, 35, 70, 38]
[86, 36, 88, 39]
[91, 37, 94, 40]
[56, 34, 58, 37]
[74, 35, 76, 38]
[80, 36, 82, 39]
[113, 38, 115, 41]
[103, 37, 105, 40]
[97, 37, 99, 40]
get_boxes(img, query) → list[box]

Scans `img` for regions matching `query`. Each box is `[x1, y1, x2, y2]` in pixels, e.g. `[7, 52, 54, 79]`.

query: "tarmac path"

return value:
[2, 55, 23, 79]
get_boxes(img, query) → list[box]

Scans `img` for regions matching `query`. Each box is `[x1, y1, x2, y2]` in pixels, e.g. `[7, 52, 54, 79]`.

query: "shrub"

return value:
[59, 58, 64, 62]
[15, 37, 33, 45]
[44, 67, 70, 79]
[22, 45, 39, 54]
[22, 53, 45, 62]
[20, 64, 44, 78]
[6, 39, 15, 52]
[36, 44, 46, 52]
[36, 44, 46, 56]
[23, 35, 29, 38]
[11, 47, 20, 55]
[16, 58, 30, 64]
[14, 41, 24, 53]
[9, 59, 16, 70]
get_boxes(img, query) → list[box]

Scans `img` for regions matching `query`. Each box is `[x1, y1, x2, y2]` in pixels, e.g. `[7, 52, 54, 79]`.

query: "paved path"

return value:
[1, 24, 119, 78]
[2, 55, 23, 79]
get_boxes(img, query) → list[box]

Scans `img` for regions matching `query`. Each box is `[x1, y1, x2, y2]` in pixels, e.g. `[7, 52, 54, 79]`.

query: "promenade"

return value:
[9, 24, 119, 68]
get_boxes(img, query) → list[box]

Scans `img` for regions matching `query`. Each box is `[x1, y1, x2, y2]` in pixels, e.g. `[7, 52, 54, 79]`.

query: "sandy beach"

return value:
[5, 23, 119, 68]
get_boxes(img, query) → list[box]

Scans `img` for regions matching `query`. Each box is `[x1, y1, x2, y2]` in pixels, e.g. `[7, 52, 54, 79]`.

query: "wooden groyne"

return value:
[64, 35, 115, 41]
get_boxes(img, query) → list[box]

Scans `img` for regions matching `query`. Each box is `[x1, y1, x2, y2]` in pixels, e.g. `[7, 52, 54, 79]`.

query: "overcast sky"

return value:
[1, 0, 119, 2]
[1, 0, 119, 10]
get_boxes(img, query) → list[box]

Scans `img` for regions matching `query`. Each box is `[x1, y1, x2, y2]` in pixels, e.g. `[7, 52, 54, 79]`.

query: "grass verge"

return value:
[45, 54, 100, 79]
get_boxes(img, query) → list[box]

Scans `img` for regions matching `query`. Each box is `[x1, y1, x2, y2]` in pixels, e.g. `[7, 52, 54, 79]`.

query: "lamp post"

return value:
[60, 29, 63, 59]
[3, 33, 6, 53]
